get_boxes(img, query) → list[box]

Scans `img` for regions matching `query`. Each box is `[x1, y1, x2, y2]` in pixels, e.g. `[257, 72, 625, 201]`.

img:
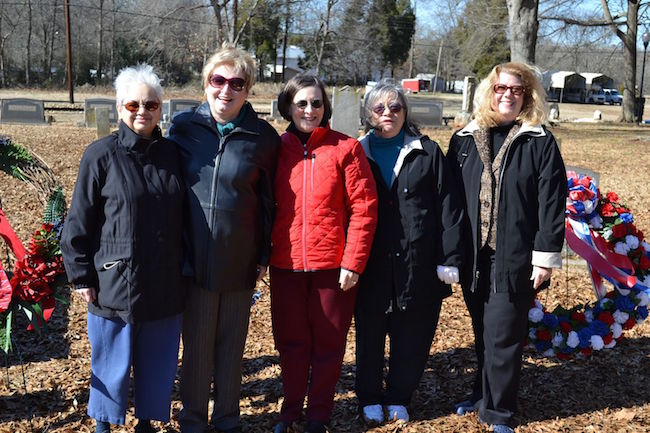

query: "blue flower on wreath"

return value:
[620, 213, 634, 224]
[615, 295, 635, 312]
[577, 328, 592, 348]
[535, 341, 551, 352]
[588, 320, 609, 336]
[591, 304, 604, 316]
[542, 313, 559, 328]
[638, 306, 648, 320]
[557, 315, 570, 324]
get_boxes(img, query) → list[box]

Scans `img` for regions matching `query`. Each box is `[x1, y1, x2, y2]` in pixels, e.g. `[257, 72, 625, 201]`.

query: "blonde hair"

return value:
[201, 43, 256, 91]
[473, 62, 548, 128]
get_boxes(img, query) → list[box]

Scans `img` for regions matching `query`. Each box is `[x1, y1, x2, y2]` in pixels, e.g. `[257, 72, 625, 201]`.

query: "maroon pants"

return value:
[270, 267, 358, 424]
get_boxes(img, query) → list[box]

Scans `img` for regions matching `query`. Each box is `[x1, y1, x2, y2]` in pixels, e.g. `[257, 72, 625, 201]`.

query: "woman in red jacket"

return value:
[270, 74, 378, 433]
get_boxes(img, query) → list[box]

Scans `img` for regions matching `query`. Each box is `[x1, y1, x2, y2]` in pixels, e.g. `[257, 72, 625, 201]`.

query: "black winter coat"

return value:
[167, 102, 280, 293]
[447, 121, 567, 294]
[357, 133, 464, 313]
[61, 122, 185, 323]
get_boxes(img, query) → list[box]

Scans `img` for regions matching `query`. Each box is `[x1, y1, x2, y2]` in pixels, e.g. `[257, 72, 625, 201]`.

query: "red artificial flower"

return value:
[598, 311, 615, 326]
[612, 224, 627, 239]
[537, 329, 552, 341]
[637, 230, 644, 242]
[640, 255, 650, 271]
[603, 333, 613, 345]
[615, 206, 628, 215]
[571, 311, 587, 322]
[557, 352, 573, 360]
[580, 348, 593, 356]
[623, 318, 636, 330]
[606, 192, 619, 202]
[601, 203, 616, 217]
[560, 322, 572, 333]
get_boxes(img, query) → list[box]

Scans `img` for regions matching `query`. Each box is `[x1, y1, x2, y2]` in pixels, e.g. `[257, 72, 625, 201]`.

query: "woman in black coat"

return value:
[447, 62, 567, 433]
[355, 80, 464, 425]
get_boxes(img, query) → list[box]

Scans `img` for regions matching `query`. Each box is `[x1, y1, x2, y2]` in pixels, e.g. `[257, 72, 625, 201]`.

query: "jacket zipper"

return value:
[311, 154, 316, 191]
[302, 145, 309, 271]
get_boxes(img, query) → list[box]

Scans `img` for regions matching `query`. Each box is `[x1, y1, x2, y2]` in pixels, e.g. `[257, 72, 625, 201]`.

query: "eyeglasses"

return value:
[208, 74, 246, 92]
[372, 102, 403, 115]
[294, 99, 324, 110]
[493, 84, 525, 96]
[123, 100, 160, 113]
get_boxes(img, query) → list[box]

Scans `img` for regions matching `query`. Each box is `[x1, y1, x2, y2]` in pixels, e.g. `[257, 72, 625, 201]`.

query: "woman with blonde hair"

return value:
[447, 62, 567, 433]
[168, 44, 280, 433]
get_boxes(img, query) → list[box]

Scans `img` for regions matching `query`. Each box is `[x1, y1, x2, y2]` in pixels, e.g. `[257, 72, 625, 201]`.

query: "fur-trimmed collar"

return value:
[456, 120, 546, 138]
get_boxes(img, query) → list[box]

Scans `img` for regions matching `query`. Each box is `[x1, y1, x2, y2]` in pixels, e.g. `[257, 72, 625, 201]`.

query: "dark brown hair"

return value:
[277, 74, 332, 127]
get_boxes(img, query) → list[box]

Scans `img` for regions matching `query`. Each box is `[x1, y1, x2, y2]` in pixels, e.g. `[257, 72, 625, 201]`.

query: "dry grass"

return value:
[0, 119, 648, 433]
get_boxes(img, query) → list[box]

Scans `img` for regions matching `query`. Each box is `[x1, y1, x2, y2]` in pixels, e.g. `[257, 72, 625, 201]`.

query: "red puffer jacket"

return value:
[271, 125, 378, 274]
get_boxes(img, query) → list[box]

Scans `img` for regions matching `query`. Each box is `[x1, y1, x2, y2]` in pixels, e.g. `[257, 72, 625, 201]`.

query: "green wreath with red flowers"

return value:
[0, 135, 68, 353]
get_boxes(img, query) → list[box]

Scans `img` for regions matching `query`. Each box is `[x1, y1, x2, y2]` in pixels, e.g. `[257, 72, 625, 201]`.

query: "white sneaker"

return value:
[362, 404, 384, 424]
[386, 405, 409, 421]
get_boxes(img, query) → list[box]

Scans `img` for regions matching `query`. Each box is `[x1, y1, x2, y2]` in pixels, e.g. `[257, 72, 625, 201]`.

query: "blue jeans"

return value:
[87, 312, 182, 425]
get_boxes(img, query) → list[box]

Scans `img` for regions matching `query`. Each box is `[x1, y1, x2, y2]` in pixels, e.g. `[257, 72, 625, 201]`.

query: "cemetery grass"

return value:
[0, 122, 648, 433]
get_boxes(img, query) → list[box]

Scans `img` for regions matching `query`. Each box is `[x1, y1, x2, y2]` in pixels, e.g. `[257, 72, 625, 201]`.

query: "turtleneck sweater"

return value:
[368, 128, 405, 188]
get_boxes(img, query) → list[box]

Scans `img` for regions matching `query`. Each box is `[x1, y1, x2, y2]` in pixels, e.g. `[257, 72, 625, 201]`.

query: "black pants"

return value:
[354, 299, 442, 407]
[462, 248, 534, 425]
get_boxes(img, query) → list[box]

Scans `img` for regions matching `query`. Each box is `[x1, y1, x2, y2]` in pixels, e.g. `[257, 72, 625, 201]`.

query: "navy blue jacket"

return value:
[61, 122, 185, 323]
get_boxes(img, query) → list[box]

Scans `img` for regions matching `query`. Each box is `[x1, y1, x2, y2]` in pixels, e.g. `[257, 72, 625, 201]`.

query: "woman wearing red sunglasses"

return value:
[167, 44, 280, 433]
[354, 80, 464, 426]
[61, 64, 185, 433]
[447, 62, 566, 433]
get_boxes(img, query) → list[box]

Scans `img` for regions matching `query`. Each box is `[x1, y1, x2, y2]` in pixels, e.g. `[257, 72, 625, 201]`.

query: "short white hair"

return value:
[114, 63, 163, 107]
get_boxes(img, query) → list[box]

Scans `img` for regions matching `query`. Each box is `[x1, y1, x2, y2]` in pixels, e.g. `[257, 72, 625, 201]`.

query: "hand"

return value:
[436, 265, 459, 284]
[76, 287, 97, 303]
[339, 268, 359, 291]
[256, 265, 267, 282]
[530, 266, 552, 290]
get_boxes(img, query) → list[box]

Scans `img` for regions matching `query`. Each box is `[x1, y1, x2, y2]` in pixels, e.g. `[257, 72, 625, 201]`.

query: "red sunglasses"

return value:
[123, 100, 160, 113]
[209, 74, 246, 92]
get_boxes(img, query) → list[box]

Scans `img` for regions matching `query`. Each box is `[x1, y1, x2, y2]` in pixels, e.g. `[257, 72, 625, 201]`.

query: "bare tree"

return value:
[26, 0, 32, 85]
[507, 0, 539, 63]
[315, 0, 338, 75]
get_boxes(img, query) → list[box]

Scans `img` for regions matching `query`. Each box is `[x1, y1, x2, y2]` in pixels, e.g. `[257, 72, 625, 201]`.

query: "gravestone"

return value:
[168, 99, 201, 120]
[331, 86, 362, 137]
[95, 107, 111, 139]
[462, 76, 477, 113]
[0, 99, 46, 124]
[85, 98, 117, 127]
[270, 100, 281, 119]
[565, 165, 600, 186]
[408, 99, 443, 127]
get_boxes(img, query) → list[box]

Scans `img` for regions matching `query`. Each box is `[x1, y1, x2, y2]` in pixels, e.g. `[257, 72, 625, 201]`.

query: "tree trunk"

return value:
[211, 0, 226, 46]
[47, 0, 58, 80]
[506, 0, 539, 64]
[110, 0, 116, 79]
[281, 0, 289, 82]
[231, 0, 238, 43]
[316, 0, 335, 76]
[26, 0, 32, 85]
[97, 0, 104, 82]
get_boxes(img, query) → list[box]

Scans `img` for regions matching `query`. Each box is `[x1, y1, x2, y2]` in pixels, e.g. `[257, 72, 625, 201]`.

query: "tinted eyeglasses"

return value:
[294, 99, 324, 110]
[493, 84, 525, 96]
[372, 102, 403, 115]
[123, 100, 160, 113]
[209, 74, 246, 92]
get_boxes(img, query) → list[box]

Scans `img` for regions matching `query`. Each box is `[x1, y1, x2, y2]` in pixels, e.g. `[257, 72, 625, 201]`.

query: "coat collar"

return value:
[190, 101, 261, 136]
[457, 119, 546, 139]
[117, 120, 162, 151]
[359, 132, 424, 188]
[282, 123, 331, 150]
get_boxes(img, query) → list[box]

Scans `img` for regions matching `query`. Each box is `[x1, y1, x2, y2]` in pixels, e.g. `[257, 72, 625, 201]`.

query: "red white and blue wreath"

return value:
[527, 171, 649, 359]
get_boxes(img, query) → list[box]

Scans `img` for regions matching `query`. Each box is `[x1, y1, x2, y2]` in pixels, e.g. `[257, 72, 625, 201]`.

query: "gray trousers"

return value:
[179, 285, 253, 433]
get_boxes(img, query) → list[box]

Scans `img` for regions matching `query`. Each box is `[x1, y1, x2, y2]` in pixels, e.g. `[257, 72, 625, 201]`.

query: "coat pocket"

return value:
[95, 257, 132, 311]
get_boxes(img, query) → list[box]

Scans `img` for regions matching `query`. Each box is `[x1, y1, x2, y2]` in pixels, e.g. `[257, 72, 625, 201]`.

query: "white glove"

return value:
[339, 268, 359, 291]
[436, 265, 459, 284]
[530, 265, 552, 290]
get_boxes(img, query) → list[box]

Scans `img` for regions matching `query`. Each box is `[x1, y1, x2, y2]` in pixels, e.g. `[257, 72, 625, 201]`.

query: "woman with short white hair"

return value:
[62, 63, 185, 433]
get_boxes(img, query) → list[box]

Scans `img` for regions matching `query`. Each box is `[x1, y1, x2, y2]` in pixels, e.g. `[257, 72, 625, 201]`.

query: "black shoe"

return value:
[273, 421, 290, 433]
[304, 421, 327, 433]
[134, 419, 156, 433]
[96, 421, 111, 433]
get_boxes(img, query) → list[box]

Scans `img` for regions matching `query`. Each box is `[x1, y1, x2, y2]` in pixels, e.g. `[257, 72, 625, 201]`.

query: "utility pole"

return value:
[408, 0, 416, 78]
[64, 0, 74, 103]
[434, 39, 443, 93]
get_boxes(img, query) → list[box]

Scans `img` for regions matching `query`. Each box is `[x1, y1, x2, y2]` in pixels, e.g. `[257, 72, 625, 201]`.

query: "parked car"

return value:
[604, 89, 623, 105]
[586, 89, 606, 104]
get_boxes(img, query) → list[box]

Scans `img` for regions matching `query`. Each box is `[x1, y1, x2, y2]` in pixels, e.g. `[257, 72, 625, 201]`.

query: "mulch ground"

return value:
[0, 120, 648, 433]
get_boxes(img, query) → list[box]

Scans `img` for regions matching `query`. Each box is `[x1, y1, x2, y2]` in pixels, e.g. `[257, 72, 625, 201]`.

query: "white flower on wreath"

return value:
[642, 240, 650, 253]
[543, 348, 555, 357]
[603, 228, 613, 241]
[589, 214, 603, 229]
[625, 235, 639, 250]
[534, 299, 543, 309]
[599, 298, 613, 308]
[604, 339, 616, 349]
[613, 310, 629, 324]
[642, 276, 650, 290]
[614, 242, 630, 255]
[567, 331, 580, 348]
[611, 323, 623, 339]
[636, 291, 649, 307]
[590, 335, 604, 350]
[617, 286, 631, 296]
[529, 328, 537, 340]
[582, 200, 595, 214]
[528, 307, 543, 323]
[552, 332, 564, 347]
[585, 309, 594, 322]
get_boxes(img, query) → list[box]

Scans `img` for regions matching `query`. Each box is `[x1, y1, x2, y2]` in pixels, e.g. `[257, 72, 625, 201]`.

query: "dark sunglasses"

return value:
[372, 102, 403, 115]
[493, 84, 525, 96]
[123, 100, 160, 112]
[209, 74, 246, 92]
[294, 99, 324, 110]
